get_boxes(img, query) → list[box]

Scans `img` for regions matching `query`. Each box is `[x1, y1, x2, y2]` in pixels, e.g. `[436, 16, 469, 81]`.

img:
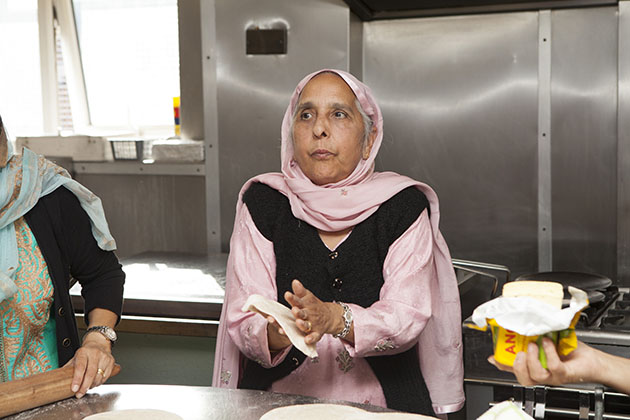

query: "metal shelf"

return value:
[73, 161, 205, 176]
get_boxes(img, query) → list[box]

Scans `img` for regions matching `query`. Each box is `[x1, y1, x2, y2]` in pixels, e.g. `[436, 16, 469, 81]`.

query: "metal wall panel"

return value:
[618, 1, 630, 285]
[76, 174, 207, 258]
[538, 10, 552, 271]
[201, 0, 222, 253]
[215, 0, 351, 249]
[363, 13, 539, 276]
[550, 7, 618, 279]
[349, 12, 363, 79]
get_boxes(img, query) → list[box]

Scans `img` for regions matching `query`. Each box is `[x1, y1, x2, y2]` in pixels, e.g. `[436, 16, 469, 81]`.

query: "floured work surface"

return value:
[83, 409, 183, 419]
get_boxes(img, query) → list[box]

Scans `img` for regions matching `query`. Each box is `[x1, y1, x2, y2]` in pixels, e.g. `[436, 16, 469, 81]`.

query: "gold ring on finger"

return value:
[97, 368, 105, 377]
[305, 321, 312, 332]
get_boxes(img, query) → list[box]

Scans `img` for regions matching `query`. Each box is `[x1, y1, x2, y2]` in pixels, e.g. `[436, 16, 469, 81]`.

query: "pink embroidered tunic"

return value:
[212, 69, 464, 415]
[214, 202, 464, 414]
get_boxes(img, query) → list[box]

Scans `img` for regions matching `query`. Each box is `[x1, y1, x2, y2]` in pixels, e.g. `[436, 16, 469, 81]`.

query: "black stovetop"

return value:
[576, 285, 621, 329]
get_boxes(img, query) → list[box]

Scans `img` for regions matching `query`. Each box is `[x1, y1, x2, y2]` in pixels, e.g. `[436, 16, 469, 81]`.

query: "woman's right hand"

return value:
[68, 335, 115, 398]
[490, 339, 630, 395]
[266, 315, 291, 352]
[489, 338, 596, 386]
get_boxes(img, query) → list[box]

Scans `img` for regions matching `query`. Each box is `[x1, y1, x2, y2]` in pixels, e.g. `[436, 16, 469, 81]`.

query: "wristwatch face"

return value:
[343, 309, 353, 324]
[90, 326, 117, 342]
[102, 327, 117, 342]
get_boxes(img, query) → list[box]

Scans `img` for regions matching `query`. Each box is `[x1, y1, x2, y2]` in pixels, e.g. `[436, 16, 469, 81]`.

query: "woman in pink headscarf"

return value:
[212, 70, 464, 417]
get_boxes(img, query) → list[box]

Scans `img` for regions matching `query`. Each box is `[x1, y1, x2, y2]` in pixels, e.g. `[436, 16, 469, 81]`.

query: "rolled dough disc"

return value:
[259, 404, 438, 420]
[83, 409, 183, 420]
[242, 294, 318, 358]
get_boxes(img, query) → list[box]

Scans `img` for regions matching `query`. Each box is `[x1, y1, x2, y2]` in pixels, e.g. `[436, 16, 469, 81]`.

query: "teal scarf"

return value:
[0, 143, 116, 302]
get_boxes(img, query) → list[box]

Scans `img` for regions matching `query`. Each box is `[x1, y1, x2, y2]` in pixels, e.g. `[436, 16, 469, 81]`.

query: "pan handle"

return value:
[452, 258, 511, 283]
[453, 264, 499, 298]
[452, 259, 511, 298]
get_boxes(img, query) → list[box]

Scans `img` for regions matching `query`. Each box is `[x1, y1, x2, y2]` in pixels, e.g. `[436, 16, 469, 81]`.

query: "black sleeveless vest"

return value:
[238, 182, 435, 416]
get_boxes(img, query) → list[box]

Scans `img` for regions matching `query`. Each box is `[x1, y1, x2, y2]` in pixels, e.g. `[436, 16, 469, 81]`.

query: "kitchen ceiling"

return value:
[342, 0, 617, 20]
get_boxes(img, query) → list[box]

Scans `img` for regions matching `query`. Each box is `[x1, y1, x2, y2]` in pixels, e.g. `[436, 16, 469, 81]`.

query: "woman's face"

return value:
[292, 73, 375, 186]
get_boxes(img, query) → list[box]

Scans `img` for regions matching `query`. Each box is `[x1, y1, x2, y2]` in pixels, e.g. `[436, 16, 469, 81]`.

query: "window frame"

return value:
[38, 0, 90, 134]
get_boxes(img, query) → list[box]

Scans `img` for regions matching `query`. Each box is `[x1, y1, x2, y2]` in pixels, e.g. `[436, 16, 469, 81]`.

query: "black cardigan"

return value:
[23, 187, 125, 365]
[239, 183, 435, 416]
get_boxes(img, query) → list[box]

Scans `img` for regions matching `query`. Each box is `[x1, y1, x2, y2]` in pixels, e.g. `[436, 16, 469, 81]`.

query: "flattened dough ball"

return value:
[83, 409, 183, 420]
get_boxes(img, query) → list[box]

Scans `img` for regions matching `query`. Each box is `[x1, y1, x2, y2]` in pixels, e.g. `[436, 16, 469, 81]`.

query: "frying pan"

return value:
[514, 271, 612, 291]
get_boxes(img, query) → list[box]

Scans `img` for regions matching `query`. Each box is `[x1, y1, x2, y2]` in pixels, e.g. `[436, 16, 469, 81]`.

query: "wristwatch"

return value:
[332, 302, 353, 339]
[85, 326, 117, 346]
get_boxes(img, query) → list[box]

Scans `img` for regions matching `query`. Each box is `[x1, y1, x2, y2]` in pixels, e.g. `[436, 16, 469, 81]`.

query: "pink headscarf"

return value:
[246, 68, 424, 232]
[215, 69, 464, 413]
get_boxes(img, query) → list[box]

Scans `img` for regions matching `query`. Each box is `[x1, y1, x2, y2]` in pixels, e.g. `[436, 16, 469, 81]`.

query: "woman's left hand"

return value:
[66, 333, 115, 398]
[285, 279, 344, 345]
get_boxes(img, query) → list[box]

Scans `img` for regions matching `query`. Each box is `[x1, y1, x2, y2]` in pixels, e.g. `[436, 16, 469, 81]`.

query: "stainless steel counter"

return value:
[71, 252, 228, 321]
[6, 385, 392, 420]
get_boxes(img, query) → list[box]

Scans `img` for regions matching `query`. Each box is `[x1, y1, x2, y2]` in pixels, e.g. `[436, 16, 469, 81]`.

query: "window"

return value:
[0, 0, 45, 136]
[0, 0, 180, 138]
[73, 0, 180, 136]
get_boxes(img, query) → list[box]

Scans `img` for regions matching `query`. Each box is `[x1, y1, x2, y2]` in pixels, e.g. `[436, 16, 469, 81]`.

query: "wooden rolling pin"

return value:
[0, 363, 121, 418]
